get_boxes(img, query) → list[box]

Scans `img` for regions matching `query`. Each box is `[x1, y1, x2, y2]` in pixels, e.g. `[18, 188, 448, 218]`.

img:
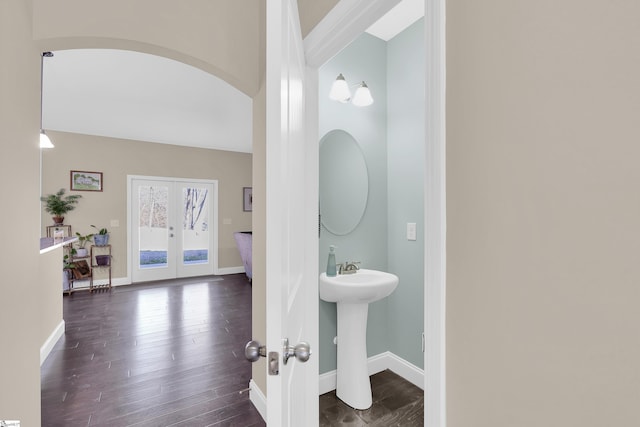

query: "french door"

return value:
[130, 176, 217, 283]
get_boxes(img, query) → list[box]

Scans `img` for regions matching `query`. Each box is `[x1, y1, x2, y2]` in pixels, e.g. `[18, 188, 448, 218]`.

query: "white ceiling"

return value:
[41, 0, 423, 153]
[366, 0, 425, 41]
[43, 49, 253, 153]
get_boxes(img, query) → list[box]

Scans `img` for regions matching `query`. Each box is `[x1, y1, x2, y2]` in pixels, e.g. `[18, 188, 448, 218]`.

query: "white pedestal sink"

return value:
[319, 269, 399, 409]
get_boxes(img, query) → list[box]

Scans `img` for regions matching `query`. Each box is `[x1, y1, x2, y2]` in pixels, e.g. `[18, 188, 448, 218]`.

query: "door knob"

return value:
[283, 338, 311, 365]
[245, 340, 280, 375]
[245, 340, 266, 362]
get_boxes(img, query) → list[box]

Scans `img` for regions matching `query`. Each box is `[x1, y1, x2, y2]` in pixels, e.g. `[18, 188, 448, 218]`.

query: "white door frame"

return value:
[127, 175, 220, 283]
[304, 0, 446, 426]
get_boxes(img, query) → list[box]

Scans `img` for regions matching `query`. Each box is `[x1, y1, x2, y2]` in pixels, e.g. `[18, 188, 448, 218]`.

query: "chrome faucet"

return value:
[338, 261, 360, 275]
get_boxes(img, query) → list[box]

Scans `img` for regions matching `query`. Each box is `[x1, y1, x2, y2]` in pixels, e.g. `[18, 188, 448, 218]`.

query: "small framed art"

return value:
[70, 170, 103, 192]
[243, 187, 253, 212]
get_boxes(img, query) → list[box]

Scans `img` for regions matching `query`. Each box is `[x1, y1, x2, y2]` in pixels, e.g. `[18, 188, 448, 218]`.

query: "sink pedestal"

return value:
[319, 269, 399, 410]
[336, 302, 372, 409]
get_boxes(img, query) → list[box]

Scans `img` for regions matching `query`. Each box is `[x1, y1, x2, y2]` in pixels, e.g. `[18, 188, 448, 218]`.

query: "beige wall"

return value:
[251, 0, 268, 395]
[446, 0, 640, 425]
[39, 247, 64, 349]
[251, 77, 268, 396]
[0, 0, 43, 424]
[41, 131, 252, 280]
[297, 0, 339, 37]
[32, 0, 262, 97]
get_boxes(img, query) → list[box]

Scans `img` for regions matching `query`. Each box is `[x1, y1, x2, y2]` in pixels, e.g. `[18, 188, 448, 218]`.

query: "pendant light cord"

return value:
[41, 52, 53, 130]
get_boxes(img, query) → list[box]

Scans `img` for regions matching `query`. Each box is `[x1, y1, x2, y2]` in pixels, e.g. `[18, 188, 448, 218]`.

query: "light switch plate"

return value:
[407, 223, 417, 241]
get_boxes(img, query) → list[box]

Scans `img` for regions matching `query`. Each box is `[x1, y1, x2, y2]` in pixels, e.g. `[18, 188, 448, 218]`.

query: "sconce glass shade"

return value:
[329, 73, 351, 103]
[352, 82, 374, 107]
[40, 130, 54, 148]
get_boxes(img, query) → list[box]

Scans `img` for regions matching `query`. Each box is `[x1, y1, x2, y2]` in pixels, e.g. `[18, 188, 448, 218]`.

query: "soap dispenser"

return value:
[326, 245, 337, 277]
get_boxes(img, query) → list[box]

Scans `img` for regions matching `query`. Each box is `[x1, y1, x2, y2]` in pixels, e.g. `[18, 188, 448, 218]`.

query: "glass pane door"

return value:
[132, 179, 175, 282]
[177, 182, 214, 277]
[131, 177, 216, 283]
[139, 184, 169, 269]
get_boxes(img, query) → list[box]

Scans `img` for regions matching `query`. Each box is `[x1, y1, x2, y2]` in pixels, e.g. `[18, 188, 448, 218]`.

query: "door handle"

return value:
[245, 340, 280, 375]
[244, 340, 266, 362]
[283, 338, 311, 365]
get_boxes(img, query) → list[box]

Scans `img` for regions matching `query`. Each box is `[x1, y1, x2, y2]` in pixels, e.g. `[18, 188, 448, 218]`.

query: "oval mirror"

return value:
[319, 130, 369, 235]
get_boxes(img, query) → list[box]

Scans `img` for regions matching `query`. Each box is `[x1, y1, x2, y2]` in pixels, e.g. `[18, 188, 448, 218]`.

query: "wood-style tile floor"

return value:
[41, 274, 265, 427]
[41, 274, 423, 426]
[319, 370, 424, 426]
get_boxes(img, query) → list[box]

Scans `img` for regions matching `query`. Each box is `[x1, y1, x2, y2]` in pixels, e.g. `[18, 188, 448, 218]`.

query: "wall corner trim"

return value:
[304, 0, 401, 68]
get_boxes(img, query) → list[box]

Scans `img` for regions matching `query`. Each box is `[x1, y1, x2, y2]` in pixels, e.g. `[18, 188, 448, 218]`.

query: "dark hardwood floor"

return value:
[42, 274, 423, 426]
[320, 370, 424, 427]
[41, 274, 265, 427]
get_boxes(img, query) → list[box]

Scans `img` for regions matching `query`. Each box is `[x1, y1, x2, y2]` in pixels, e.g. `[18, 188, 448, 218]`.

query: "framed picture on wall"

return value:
[70, 170, 103, 192]
[243, 187, 253, 212]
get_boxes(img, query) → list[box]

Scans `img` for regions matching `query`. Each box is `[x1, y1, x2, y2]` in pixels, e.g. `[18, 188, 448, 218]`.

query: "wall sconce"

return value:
[329, 74, 374, 107]
[40, 52, 54, 149]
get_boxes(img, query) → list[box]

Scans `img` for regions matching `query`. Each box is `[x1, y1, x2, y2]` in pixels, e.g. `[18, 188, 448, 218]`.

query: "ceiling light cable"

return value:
[40, 51, 54, 149]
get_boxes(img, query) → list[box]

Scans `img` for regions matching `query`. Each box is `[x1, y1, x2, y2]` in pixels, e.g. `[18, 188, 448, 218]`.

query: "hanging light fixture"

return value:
[328, 74, 373, 107]
[352, 81, 374, 107]
[40, 52, 54, 149]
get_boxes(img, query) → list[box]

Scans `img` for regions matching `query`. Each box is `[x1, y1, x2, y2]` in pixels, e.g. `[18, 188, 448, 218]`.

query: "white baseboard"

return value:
[216, 266, 246, 275]
[112, 277, 132, 286]
[319, 351, 424, 395]
[66, 276, 131, 291]
[40, 320, 65, 366]
[249, 379, 267, 422]
[367, 352, 391, 376]
[385, 351, 424, 390]
[68, 271, 246, 291]
[319, 370, 337, 395]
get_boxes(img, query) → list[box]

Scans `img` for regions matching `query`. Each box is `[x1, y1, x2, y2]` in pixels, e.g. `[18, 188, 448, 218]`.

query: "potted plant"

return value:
[74, 232, 93, 257]
[63, 249, 77, 270]
[40, 188, 82, 225]
[95, 254, 112, 266]
[91, 225, 109, 246]
[63, 249, 76, 291]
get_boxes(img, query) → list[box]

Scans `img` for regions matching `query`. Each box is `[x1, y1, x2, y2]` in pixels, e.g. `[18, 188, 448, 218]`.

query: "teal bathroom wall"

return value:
[318, 19, 425, 374]
[387, 19, 425, 369]
[319, 33, 388, 374]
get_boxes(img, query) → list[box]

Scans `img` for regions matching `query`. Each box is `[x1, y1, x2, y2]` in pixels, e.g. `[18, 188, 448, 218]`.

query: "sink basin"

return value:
[319, 269, 399, 303]
[318, 269, 399, 410]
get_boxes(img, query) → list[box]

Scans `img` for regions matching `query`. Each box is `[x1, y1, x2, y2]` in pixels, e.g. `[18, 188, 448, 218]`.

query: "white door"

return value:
[130, 177, 216, 283]
[265, 0, 319, 425]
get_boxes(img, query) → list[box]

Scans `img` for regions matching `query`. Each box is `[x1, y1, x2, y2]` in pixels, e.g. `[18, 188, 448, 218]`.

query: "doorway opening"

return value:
[301, 0, 446, 425]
